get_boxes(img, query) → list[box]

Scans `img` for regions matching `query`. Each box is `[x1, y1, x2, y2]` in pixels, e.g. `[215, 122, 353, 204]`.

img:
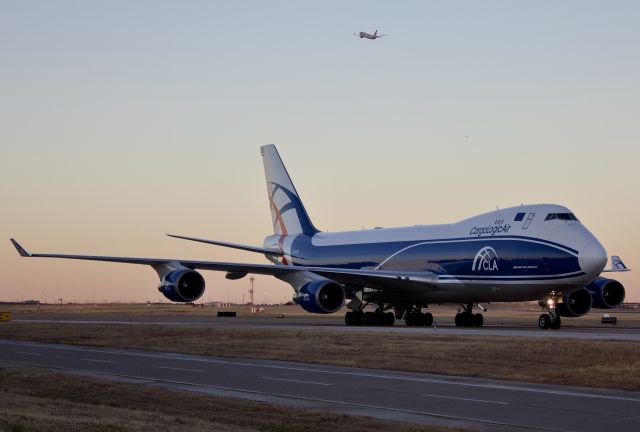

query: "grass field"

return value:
[1, 322, 639, 391]
[0, 368, 465, 432]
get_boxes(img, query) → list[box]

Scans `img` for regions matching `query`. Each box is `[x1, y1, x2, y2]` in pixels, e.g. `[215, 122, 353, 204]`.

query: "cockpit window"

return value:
[545, 213, 579, 221]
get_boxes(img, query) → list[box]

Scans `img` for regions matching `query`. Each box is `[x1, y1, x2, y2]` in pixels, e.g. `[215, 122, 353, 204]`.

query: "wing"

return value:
[10, 239, 439, 291]
[376, 34, 387, 38]
[166, 234, 283, 256]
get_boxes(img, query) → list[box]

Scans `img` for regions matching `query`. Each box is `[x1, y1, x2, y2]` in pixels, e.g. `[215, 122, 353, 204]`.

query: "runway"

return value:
[1, 339, 639, 431]
[12, 314, 640, 341]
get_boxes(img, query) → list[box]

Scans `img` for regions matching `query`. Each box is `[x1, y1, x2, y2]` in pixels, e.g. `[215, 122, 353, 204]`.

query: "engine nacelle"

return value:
[157, 269, 205, 303]
[557, 288, 592, 317]
[294, 280, 345, 314]
[586, 277, 625, 309]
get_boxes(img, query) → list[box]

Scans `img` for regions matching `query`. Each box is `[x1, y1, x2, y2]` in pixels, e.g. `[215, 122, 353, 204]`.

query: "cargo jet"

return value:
[355, 30, 386, 39]
[10, 145, 629, 329]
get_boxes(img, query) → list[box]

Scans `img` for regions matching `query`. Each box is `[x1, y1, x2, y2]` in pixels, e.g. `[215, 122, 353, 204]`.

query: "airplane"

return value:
[355, 30, 386, 40]
[10, 145, 630, 330]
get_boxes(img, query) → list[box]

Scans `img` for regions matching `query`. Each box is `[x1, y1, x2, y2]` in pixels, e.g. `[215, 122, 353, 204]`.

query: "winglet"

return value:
[10, 239, 31, 257]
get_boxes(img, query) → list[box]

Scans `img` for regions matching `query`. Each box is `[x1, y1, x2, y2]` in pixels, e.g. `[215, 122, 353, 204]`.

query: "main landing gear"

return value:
[405, 309, 433, 327]
[454, 303, 484, 327]
[538, 296, 561, 330]
[345, 310, 395, 327]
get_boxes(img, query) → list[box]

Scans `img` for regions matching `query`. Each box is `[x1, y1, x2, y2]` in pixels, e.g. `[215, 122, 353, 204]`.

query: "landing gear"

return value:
[454, 304, 484, 327]
[403, 305, 434, 327]
[405, 311, 433, 327]
[344, 309, 394, 327]
[538, 295, 562, 330]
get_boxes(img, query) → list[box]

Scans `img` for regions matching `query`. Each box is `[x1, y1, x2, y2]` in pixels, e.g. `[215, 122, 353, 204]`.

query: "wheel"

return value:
[385, 312, 395, 326]
[344, 311, 354, 326]
[364, 312, 376, 326]
[550, 315, 561, 330]
[414, 313, 425, 326]
[473, 313, 484, 327]
[460, 312, 472, 327]
[423, 312, 433, 327]
[538, 313, 551, 329]
[455, 313, 463, 327]
[405, 313, 414, 326]
[374, 312, 386, 326]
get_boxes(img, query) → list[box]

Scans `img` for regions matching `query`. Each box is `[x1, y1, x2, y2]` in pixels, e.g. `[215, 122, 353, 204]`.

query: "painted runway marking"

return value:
[159, 366, 204, 373]
[15, 351, 42, 356]
[422, 393, 508, 405]
[81, 358, 115, 364]
[262, 376, 331, 386]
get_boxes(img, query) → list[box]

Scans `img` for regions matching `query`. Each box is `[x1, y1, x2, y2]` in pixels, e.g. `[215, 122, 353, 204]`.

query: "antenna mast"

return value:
[249, 276, 255, 305]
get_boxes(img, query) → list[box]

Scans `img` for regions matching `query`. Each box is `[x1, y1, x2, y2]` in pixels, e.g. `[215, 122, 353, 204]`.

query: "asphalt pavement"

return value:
[1, 339, 639, 431]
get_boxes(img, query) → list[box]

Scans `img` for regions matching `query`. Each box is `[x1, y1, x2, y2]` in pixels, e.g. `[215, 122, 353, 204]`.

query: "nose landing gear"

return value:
[539, 296, 561, 330]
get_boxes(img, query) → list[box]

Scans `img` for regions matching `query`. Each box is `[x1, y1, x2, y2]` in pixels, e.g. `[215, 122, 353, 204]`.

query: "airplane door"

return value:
[522, 213, 535, 229]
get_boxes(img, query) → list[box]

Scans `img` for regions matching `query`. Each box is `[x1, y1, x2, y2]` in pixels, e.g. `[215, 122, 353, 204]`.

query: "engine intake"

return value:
[158, 269, 205, 302]
[587, 277, 625, 309]
[294, 280, 345, 314]
[557, 288, 592, 317]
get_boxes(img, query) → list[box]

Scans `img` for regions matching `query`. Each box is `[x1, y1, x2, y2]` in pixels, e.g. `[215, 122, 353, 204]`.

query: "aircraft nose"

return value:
[579, 241, 607, 276]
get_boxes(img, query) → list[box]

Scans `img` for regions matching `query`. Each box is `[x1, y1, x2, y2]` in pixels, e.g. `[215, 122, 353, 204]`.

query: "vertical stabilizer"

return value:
[261, 145, 318, 236]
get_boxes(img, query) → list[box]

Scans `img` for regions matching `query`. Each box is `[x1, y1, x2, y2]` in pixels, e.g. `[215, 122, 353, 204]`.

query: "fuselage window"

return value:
[514, 212, 526, 222]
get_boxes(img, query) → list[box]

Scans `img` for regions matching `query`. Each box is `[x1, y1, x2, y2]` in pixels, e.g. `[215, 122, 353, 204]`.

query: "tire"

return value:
[474, 313, 484, 327]
[385, 312, 395, 326]
[374, 312, 386, 326]
[405, 313, 414, 326]
[423, 312, 434, 327]
[462, 312, 474, 327]
[454, 313, 463, 327]
[538, 313, 551, 330]
[550, 315, 561, 330]
[414, 313, 425, 326]
[344, 311, 353, 326]
[364, 312, 376, 326]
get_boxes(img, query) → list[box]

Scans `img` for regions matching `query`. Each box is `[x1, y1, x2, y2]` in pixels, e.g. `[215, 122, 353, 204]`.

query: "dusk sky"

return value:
[1, 1, 638, 303]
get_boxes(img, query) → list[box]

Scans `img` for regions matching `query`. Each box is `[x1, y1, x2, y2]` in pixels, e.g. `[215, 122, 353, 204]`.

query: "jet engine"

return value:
[557, 288, 592, 317]
[294, 280, 345, 314]
[586, 277, 625, 309]
[157, 269, 205, 302]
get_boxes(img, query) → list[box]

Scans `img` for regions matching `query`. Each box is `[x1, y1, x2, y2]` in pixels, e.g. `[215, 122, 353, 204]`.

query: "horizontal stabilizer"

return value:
[602, 255, 630, 272]
[167, 234, 283, 256]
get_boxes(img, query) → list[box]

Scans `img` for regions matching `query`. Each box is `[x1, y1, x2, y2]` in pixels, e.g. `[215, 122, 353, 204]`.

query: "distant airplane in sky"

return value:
[355, 30, 386, 40]
[11, 145, 629, 330]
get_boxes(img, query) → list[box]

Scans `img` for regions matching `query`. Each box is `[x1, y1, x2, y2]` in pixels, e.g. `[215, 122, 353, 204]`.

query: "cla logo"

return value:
[472, 246, 499, 272]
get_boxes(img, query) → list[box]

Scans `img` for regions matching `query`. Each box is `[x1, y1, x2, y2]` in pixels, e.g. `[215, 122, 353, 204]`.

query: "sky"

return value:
[1, 0, 638, 304]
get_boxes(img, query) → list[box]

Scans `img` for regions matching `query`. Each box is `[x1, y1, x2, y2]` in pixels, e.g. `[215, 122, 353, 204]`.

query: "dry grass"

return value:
[0, 368, 463, 432]
[1, 323, 639, 391]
